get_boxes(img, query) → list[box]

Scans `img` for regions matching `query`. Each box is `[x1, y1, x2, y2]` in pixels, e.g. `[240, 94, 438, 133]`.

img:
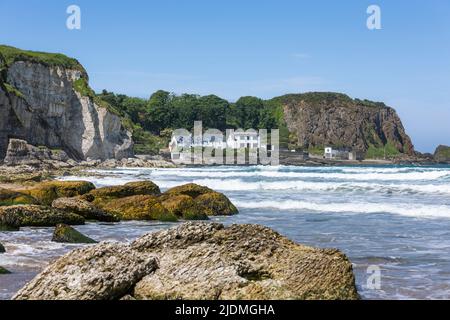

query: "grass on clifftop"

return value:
[0, 45, 86, 74]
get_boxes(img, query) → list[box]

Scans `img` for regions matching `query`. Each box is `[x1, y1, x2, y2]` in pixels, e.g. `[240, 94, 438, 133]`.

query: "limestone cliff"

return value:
[277, 93, 414, 155]
[0, 45, 133, 161]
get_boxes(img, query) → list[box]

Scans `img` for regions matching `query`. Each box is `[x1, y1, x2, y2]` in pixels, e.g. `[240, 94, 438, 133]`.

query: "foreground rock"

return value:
[0, 205, 84, 230]
[14, 223, 359, 300]
[0, 242, 5, 253]
[25, 181, 95, 206]
[0, 266, 10, 274]
[14, 243, 158, 300]
[52, 198, 119, 222]
[52, 224, 97, 244]
[86, 181, 161, 200]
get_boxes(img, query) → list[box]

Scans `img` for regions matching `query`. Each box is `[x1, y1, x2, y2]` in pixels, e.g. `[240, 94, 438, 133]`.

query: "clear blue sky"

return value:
[1, 0, 449, 152]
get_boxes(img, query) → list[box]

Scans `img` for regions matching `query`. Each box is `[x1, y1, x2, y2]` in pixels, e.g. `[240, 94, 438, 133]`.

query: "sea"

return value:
[2, 164, 450, 300]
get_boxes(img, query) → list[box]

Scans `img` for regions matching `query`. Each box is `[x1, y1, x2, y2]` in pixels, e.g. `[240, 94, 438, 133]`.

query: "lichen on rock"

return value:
[0, 188, 37, 206]
[25, 181, 95, 206]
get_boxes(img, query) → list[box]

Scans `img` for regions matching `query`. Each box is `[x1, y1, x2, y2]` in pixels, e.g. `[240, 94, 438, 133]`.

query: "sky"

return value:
[1, 0, 449, 152]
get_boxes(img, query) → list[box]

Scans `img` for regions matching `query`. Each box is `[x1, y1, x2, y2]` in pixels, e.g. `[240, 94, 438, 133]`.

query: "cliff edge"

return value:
[0, 45, 133, 161]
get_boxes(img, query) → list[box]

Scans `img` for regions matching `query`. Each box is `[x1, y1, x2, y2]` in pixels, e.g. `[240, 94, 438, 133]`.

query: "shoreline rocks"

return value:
[0, 205, 85, 230]
[25, 181, 95, 206]
[52, 198, 119, 222]
[0, 242, 5, 253]
[14, 222, 359, 300]
[52, 224, 97, 244]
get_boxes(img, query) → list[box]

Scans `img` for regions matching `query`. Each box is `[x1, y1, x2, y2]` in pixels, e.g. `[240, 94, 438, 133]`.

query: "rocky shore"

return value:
[12, 222, 359, 300]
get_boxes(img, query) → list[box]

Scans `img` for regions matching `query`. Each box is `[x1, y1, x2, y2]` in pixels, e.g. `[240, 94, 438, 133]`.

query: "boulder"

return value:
[3, 139, 70, 167]
[52, 224, 97, 244]
[0, 242, 5, 253]
[160, 194, 209, 220]
[86, 181, 161, 200]
[0, 266, 10, 274]
[0, 205, 85, 230]
[163, 184, 238, 216]
[15, 223, 359, 300]
[13, 243, 158, 300]
[25, 181, 96, 205]
[0, 188, 37, 206]
[52, 197, 119, 222]
[163, 183, 213, 198]
[194, 192, 238, 216]
[98, 195, 177, 222]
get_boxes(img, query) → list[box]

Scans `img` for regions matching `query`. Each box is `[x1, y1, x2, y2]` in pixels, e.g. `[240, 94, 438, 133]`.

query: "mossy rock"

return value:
[0, 188, 37, 206]
[0, 205, 85, 229]
[87, 181, 161, 200]
[163, 183, 214, 198]
[52, 197, 119, 222]
[194, 192, 239, 216]
[160, 195, 209, 221]
[52, 224, 97, 244]
[25, 181, 96, 206]
[0, 242, 5, 253]
[0, 266, 11, 274]
[98, 195, 177, 222]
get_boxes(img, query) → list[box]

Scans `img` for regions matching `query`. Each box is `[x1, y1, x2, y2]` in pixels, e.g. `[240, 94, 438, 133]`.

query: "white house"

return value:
[324, 147, 364, 160]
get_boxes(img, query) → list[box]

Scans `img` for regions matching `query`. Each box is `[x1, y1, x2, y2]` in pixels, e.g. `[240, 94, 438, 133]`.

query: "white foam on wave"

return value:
[146, 168, 450, 181]
[152, 178, 450, 195]
[233, 200, 450, 219]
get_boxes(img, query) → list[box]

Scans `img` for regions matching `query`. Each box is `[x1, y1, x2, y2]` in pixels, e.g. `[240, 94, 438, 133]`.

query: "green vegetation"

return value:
[0, 45, 85, 73]
[3, 83, 24, 98]
[365, 142, 400, 159]
[434, 145, 450, 163]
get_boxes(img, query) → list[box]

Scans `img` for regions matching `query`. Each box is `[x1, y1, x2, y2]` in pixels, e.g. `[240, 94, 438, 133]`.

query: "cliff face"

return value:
[0, 46, 133, 161]
[279, 93, 414, 154]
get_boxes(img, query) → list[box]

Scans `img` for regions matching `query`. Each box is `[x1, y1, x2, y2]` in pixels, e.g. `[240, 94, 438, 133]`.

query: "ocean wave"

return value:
[232, 200, 450, 219]
[146, 168, 450, 181]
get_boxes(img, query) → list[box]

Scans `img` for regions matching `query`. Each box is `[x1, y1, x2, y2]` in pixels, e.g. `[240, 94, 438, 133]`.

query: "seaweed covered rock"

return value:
[163, 184, 238, 216]
[14, 243, 158, 300]
[0, 205, 85, 230]
[98, 195, 177, 222]
[0, 266, 10, 274]
[195, 192, 238, 216]
[87, 181, 160, 200]
[0, 188, 37, 206]
[160, 195, 209, 220]
[52, 224, 97, 244]
[25, 181, 96, 205]
[0, 242, 5, 253]
[14, 223, 359, 300]
[164, 183, 213, 198]
[52, 198, 119, 222]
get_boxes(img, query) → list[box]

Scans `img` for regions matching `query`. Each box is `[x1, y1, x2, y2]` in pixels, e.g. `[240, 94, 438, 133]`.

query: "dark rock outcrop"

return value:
[0, 45, 133, 161]
[0, 242, 5, 253]
[14, 223, 359, 300]
[52, 224, 97, 244]
[0, 266, 10, 274]
[0, 205, 84, 230]
[279, 93, 414, 154]
[52, 197, 119, 222]
[434, 145, 450, 163]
